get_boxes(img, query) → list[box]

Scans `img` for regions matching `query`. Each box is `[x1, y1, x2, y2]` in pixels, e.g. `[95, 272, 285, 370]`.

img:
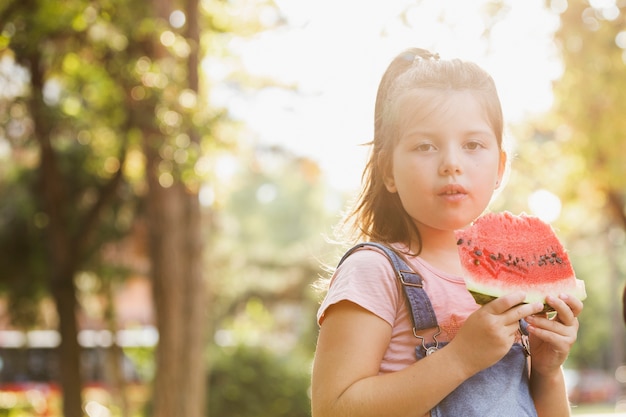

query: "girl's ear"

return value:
[379, 149, 397, 192]
[495, 150, 507, 189]
[384, 177, 397, 193]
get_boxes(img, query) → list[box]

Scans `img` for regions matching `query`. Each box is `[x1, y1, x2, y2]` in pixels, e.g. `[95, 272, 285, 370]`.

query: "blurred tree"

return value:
[549, 0, 626, 228]
[140, 0, 286, 414]
[140, 0, 208, 414]
[0, 1, 135, 415]
[547, 0, 626, 371]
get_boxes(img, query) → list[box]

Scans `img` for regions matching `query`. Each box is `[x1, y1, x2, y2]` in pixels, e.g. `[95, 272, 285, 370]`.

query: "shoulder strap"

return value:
[337, 242, 439, 332]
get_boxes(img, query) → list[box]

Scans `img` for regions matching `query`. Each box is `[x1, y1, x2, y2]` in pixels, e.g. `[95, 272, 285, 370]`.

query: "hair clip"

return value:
[414, 51, 440, 63]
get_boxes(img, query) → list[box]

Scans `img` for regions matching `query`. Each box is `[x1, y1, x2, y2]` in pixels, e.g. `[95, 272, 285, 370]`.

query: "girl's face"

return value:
[384, 89, 506, 238]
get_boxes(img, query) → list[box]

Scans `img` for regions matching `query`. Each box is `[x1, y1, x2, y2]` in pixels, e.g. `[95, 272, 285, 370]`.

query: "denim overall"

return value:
[339, 243, 538, 417]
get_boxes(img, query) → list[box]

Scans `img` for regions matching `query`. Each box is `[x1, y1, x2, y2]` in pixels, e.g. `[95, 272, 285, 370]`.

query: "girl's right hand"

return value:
[450, 292, 544, 375]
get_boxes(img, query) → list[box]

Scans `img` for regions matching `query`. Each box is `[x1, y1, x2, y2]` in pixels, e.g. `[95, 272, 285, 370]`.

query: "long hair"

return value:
[341, 48, 504, 253]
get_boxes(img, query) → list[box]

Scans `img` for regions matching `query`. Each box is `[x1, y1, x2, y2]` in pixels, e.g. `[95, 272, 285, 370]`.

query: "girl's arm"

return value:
[311, 293, 544, 417]
[527, 294, 583, 417]
[529, 366, 570, 417]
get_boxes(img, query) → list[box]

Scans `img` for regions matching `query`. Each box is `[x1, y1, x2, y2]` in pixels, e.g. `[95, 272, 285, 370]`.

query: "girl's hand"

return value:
[525, 294, 583, 377]
[451, 292, 545, 375]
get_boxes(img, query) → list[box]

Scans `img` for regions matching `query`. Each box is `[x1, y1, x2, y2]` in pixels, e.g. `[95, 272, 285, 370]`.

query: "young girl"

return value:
[311, 48, 582, 417]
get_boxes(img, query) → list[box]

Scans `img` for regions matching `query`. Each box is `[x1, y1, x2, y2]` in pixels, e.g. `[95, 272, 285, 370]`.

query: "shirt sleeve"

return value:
[317, 247, 401, 327]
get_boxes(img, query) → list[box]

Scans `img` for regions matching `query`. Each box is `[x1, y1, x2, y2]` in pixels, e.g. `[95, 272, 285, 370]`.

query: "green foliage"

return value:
[208, 344, 311, 417]
[550, 0, 626, 194]
[566, 237, 620, 369]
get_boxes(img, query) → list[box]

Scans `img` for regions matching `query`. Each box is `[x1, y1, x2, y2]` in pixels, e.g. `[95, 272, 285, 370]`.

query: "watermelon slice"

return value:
[455, 211, 586, 312]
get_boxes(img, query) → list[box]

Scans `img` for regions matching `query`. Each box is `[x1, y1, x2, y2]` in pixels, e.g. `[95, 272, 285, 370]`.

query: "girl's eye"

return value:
[465, 141, 484, 150]
[415, 143, 436, 152]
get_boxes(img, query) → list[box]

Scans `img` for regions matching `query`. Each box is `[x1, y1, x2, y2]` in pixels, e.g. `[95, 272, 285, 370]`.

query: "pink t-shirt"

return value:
[317, 245, 480, 374]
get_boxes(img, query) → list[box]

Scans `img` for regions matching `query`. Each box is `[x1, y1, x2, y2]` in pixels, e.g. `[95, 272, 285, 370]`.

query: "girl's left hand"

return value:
[525, 294, 583, 376]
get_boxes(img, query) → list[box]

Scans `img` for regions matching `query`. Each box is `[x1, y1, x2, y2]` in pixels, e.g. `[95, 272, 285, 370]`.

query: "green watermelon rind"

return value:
[466, 276, 587, 313]
[469, 290, 555, 314]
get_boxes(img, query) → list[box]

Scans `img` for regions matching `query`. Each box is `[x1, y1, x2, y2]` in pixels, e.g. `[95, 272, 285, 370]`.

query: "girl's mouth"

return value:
[438, 184, 467, 196]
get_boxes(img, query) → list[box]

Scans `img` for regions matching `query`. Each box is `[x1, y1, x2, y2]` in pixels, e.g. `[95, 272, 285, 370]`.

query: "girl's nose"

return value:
[439, 150, 462, 176]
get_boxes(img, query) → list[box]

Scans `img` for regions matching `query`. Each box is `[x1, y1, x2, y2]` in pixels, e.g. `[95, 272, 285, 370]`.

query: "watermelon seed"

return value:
[473, 259, 480, 266]
[456, 238, 464, 245]
[474, 250, 483, 256]
[490, 254, 497, 261]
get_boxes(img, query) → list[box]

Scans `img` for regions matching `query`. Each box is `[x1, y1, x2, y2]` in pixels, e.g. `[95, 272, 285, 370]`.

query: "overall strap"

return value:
[338, 243, 439, 333]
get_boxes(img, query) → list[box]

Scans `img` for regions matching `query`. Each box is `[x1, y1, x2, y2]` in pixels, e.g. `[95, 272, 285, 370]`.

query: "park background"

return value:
[0, 0, 625, 416]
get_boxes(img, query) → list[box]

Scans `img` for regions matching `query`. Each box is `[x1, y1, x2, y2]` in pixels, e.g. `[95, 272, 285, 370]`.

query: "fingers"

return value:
[526, 294, 581, 348]
[485, 292, 544, 322]
[540, 293, 583, 325]
[552, 293, 583, 319]
[526, 314, 578, 351]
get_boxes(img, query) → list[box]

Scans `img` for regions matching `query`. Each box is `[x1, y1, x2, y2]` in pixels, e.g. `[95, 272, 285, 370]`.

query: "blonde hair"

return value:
[341, 48, 504, 253]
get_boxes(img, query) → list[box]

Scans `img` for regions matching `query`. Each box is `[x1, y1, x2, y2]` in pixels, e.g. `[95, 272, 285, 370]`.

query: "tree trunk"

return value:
[30, 51, 84, 417]
[51, 277, 84, 417]
[182, 0, 208, 413]
[144, 140, 207, 417]
[144, 0, 207, 414]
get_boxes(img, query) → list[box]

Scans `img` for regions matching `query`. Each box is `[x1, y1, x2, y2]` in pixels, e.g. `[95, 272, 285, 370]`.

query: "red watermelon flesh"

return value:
[455, 212, 586, 311]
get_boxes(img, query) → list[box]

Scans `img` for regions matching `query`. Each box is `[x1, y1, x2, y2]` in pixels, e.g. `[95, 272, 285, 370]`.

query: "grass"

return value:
[571, 403, 625, 415]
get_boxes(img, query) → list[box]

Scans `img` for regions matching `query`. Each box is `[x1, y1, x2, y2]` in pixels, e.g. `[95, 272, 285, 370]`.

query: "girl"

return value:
[311, 48, 582, 417]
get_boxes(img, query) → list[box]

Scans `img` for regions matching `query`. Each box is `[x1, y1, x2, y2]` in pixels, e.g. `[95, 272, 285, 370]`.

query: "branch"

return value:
[73, 133, 130, 261]
[0, 0, 24, 26]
